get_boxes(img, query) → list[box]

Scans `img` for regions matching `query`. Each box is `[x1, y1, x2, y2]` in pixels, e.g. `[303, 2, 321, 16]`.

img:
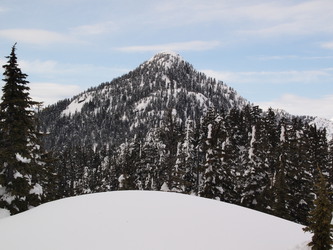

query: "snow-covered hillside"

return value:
[0, 191, 311, 250]
[40, 51, 248, 151]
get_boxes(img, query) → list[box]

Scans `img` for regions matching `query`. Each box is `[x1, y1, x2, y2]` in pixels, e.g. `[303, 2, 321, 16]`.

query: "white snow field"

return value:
[0, 191, 311, 250]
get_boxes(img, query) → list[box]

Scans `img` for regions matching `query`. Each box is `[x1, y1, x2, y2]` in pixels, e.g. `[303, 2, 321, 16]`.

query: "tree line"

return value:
[50, 105, 333, 226]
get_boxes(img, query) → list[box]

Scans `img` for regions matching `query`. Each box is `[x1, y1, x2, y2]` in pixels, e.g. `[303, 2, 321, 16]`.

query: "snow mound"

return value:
[0, 191, 311, 250]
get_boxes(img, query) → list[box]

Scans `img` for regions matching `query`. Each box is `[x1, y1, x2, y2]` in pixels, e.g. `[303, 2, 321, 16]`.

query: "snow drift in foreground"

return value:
[0, 191, 311, 250]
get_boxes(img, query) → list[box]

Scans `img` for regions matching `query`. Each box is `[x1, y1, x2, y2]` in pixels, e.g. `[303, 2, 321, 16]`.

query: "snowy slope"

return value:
[61, 92, 94, 116]
[0, 191, 311, 250]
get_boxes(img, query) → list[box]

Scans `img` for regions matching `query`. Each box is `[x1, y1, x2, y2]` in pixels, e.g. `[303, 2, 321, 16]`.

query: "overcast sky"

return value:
[0, 0, 333, 120]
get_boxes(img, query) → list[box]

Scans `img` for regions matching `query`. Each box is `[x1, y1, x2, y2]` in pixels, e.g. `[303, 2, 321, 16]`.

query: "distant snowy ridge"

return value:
[310, 116, 333, 141]
[269, 109, 333, 141]
[0, 191, 311, 250]
[204, 70, 333, 142]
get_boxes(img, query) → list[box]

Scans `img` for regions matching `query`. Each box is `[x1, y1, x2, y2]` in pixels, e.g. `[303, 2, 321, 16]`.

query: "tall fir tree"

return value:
[240, 106, 270, 211]
[158, 108, 183, 189]
[179, 119, 198, 194]
[0, 44, 50, 214]
[200, 108, 225, 200]
[271, 118, 292, 220]
[141, 130, 163, 191]
[304, 170, 333, 250]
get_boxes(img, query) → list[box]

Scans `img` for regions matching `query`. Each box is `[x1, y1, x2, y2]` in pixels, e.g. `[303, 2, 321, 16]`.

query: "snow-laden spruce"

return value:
[0, 44, 52, 215]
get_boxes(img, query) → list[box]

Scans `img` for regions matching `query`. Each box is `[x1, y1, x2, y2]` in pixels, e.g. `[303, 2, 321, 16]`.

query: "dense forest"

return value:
[46, 104, 332, 226]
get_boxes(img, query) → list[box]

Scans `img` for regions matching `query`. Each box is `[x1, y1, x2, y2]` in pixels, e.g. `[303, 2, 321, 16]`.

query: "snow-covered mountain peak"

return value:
[146, 51, 184, 69]
[159, 50, 182, 58]
[150, 50, 182, 59]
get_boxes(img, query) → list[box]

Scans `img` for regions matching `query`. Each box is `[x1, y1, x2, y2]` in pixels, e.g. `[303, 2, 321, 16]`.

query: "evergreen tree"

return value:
[272, 154, 290, 220]
[116, 140, 140, 190]
[158, 109, 183, 189]
[224, 107, 246, 204]
[290, 122, 317, 224]
[260, 108, 279, 212]
[240, 106, 271, 211]
[139, 133, 161, 190]
[304, 170, 333, 250]
[179, 119, 198, 193]
[200, 108, 225, 200]
[271, 118, 291, 220]
[170, 141, 187, 192]
[0, 44, 50, 214]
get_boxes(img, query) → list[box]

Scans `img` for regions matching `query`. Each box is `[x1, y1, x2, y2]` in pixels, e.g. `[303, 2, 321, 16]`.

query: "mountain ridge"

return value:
[42, 51, 333, 145]
[40, 51, 249, 150]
